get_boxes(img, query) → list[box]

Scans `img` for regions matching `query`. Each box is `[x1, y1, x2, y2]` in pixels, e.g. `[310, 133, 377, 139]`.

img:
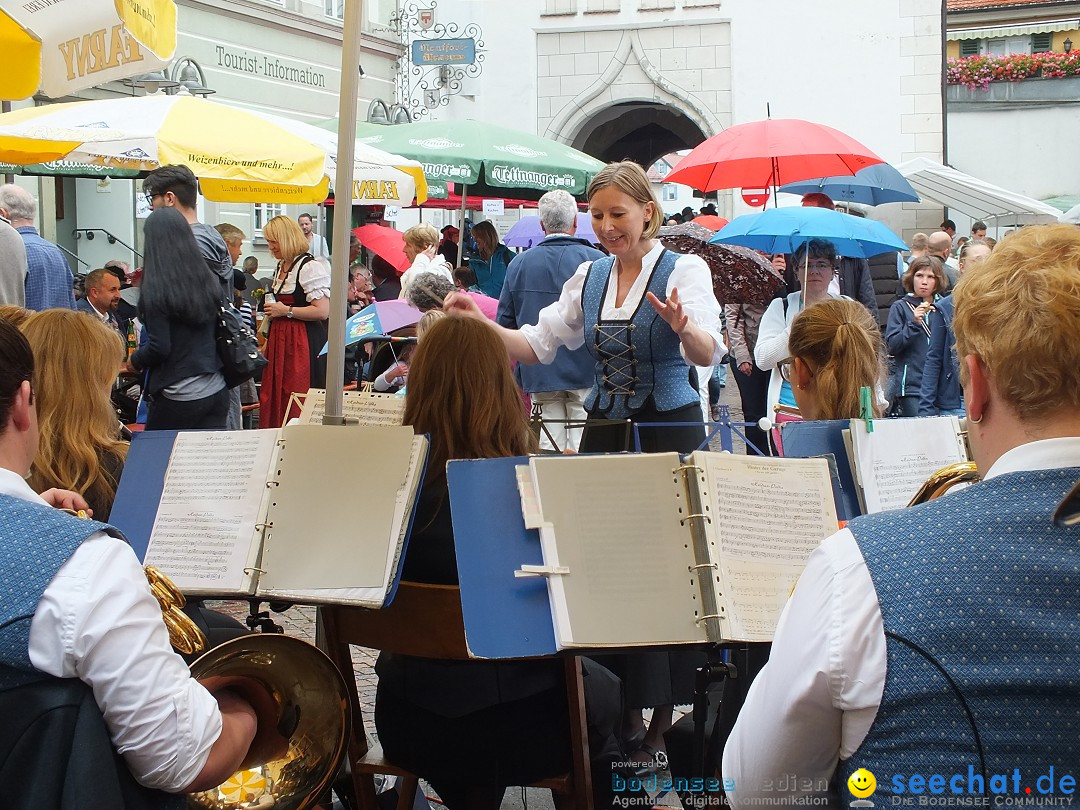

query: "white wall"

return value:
[949, 106, 1080, 202]
[428, 0, 944, 241]
[73, 178, 140, 271]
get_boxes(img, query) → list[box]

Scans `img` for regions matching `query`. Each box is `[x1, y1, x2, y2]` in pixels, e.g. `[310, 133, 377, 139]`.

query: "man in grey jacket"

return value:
[497, 190, 603, 452]
[0, 217, 28, 307]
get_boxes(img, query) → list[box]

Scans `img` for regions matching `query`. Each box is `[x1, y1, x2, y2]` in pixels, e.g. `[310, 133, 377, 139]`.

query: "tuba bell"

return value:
[143, 568, 350, 810]
[906, 461, 981, 506]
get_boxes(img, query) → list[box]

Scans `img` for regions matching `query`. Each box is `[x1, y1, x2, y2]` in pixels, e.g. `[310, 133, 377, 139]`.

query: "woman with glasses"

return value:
[781, 298, 886, 421]
[754, 239, 845, 423]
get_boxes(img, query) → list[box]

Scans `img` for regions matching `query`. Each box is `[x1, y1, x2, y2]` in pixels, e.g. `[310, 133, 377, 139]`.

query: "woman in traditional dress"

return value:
[259, 215, 330, 428]
[445, 159, 725, 768]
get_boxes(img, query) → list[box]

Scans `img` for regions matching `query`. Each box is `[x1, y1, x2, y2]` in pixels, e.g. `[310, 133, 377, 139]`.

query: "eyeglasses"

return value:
[778, 357, 795, 382]
[144, 192, 158, 207]
[803, 261, 836, 275]
[778, 357, 814, 383]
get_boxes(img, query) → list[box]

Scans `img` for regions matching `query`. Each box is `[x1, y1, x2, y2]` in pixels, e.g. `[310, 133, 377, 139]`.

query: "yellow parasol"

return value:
[0, 0, 177, 100]
[0, 94, 427, 204]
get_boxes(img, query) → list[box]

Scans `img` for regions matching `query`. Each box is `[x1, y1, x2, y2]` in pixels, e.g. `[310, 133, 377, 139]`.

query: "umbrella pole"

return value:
[457, 184, 468, 267]
[801, 248, 809, 313]
[324, 0, 365, 425]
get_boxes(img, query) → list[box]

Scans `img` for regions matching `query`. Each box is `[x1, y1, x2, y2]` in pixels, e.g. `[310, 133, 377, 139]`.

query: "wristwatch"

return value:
[286, 306, 295, 319]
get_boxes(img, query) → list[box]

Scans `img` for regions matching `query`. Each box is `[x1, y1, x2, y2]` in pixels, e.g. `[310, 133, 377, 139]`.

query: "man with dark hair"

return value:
[297, 212, 329, 260]
[497, 189, 603, 452]
[797, 193, 879, 321]
[0, 317, 265, 803]
[0, 184, 74, 311]
[970, 220, 987, 239]
[939, 218, 956, 238]
[75, 268, 123, 334]
[143, 165, 233, 299]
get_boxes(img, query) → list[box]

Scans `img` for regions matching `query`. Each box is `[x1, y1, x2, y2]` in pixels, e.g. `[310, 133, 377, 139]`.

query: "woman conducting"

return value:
[22, 309, 128, 520]
[445, 160, 725, 767]
[375, 316, 620, 808]
[260, 215, 330, 428]
[127, 207, 228, 431]
[885, 255, 947, 417]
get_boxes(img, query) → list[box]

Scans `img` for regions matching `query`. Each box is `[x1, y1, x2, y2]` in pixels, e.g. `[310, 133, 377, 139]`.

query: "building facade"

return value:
[946, 0, 1080, 220]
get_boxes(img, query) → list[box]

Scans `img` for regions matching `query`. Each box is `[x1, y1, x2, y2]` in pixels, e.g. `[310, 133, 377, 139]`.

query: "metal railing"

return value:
[74, 228, 143, 260]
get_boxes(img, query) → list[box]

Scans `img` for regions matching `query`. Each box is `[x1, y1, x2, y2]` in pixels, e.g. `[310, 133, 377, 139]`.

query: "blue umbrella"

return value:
[777, 163, 920, 205]
[318, 300, 421, 355]
[711, 206, 908, 259]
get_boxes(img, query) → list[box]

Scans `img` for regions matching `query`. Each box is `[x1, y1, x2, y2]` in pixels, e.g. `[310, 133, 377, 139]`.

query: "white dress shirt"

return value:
[519, 241, 726, 366]
[0, 469, 223, 792]
[722, 437, 1080, 805]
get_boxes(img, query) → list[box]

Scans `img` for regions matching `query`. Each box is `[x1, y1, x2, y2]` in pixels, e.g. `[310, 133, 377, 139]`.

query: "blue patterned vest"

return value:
[837, 467, 1080, 803]
[581, 250, 698, 418]
[0, 493, 117, 690]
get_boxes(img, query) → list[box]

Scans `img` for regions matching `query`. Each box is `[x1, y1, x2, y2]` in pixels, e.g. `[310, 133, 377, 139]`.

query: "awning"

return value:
[895, 157, 1062, 225]
[947, 19, 1079, 40]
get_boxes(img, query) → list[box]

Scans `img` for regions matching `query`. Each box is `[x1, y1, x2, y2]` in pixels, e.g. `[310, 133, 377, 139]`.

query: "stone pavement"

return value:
[208, 381, 747, 809]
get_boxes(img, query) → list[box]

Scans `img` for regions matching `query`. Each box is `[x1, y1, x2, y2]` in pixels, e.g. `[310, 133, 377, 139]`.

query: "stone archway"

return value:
[570, 101, 709, 169]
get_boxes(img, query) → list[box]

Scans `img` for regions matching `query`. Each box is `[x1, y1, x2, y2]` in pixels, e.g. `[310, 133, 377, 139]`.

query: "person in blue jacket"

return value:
[919, 240, 992, 416]
[884, 255, 946, 417]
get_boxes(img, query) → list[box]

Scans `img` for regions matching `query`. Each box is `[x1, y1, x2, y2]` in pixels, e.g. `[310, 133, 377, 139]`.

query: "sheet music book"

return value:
[119, 425, 427, 607]
[516, 451, 839, 647]
[849, 416, 968, 513]
[295, 388, 406, 426]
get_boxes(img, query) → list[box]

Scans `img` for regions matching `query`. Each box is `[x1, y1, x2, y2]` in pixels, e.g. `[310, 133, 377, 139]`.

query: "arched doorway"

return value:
[570, 101, 709, 169]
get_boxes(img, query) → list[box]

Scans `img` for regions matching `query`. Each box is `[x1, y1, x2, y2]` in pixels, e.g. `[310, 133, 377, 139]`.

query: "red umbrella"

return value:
[353, 224, 409, 273]
[692, 214, 729, 230]
[666, 118, 885, 193]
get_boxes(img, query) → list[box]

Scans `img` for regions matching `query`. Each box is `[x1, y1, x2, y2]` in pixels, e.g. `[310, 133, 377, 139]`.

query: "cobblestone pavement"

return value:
[207, 381, 746, 808]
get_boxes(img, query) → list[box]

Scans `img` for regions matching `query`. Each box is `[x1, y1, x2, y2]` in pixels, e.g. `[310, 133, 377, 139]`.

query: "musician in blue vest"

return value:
[723, 223, 1080, 805]
[0, 317, 267, 801]
[445, 160, 725, 767]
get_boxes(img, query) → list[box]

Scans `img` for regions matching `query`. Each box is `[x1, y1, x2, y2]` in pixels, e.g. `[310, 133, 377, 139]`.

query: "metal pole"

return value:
[457, 183, 468, 266]
[324, 0, 364, 426]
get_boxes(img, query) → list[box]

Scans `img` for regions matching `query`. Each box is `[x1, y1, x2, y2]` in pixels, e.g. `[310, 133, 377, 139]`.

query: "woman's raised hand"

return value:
[646, 287, 690, 335]
[443, 291, 485, 320]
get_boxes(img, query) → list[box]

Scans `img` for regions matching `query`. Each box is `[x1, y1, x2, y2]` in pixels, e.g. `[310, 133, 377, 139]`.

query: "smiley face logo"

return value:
[848, 768, 877, 798]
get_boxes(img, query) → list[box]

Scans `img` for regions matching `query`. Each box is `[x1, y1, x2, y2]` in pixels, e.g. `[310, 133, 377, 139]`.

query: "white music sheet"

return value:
[851, 416, 967, 513]
[698, 452, 838, 642]
[144, 430, 279, 592]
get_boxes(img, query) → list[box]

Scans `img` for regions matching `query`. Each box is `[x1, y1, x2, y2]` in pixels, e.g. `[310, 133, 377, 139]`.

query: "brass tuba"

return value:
[906, 461, 981, 506]
[143, 568, 350, 810]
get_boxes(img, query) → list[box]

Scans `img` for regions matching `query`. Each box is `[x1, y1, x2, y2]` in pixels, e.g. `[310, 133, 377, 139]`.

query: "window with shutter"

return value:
[959, 39, 981, 57]
[1031, 33, 1053, 53]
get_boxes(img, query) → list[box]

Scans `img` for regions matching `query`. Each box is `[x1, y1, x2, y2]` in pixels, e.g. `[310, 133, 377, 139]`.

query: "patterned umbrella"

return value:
[658, 223, 785, 306]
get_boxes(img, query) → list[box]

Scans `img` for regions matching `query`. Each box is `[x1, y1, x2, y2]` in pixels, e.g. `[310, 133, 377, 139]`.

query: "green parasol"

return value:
[317, 118, 604, 198]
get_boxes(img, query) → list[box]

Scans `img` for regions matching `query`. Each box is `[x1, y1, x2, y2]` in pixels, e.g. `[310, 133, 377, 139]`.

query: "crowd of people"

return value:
[0, 155, 1077, 810]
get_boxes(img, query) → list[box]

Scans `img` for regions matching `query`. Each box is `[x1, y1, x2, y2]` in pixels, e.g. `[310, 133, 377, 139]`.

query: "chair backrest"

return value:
[322, 582, 470, 660]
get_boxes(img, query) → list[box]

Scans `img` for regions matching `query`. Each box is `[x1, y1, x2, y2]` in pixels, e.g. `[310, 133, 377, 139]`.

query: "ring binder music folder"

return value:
[110, 424, 429, 608]
[510, 451, 841, 647]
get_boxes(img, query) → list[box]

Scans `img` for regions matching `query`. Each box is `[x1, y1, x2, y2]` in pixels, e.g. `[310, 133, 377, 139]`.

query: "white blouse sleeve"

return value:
[666, 253, 726, 364]
[299, 256, 331, 301]
[519, 259, 591, 365]
[754, 295, 792, 371]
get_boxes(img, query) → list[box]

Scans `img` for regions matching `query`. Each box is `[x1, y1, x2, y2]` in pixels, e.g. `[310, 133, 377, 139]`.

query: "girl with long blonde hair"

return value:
[785, 298, 886, 421]
[21, 309, 128, 519]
